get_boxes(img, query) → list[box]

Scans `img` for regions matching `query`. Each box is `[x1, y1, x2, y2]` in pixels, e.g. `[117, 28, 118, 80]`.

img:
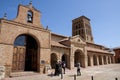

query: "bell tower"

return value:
[14, 1, 42, 28]
[72, 16, 94, 43]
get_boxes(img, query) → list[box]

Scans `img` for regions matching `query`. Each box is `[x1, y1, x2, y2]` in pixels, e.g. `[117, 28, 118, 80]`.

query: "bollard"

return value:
[115, 78, 118, 80]
[51, 72, 53, 77]
[61, 73, 63, 79]
[74, 74, 76, 80]
[91, 76, 94, 80]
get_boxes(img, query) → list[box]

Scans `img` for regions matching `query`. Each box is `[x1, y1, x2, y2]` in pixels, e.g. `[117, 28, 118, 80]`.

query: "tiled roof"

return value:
[51, 40, 69, 48]
[86, 47, 114, 54]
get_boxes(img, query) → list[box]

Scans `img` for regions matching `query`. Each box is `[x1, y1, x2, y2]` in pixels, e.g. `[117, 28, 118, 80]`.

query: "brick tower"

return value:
[72, 16, 94, 43]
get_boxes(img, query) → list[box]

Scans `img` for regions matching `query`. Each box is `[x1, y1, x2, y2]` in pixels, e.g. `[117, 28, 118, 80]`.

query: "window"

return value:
[76, 26, 78, 30]
[27, 11, 33, 23]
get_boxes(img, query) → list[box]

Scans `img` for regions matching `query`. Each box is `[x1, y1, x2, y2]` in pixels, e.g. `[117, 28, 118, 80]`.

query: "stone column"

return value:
[83, 47, 88, 68]
[96, 55, 99, 66]
[101, 55, 104, 65]
[70, 45, 74, 69]
[106, 56, 108, 64]
[70, 54, 74, 69]
[83, 55, 88, 68]
[90, 55, 93, 66]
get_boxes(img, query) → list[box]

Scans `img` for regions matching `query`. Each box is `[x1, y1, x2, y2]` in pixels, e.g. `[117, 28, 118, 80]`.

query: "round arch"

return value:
[12, 34, 40, 72]
[13, 33, 40, 47]
[61, 54, 68, 68]
[51, 53, 58, 69]
[74, 49, 84, 67]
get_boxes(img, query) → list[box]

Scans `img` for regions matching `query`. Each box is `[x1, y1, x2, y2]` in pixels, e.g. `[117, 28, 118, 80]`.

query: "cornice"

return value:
[0, 19, 50, 33]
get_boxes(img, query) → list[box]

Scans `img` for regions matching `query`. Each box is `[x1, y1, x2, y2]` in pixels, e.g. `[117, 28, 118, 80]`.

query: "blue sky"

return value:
[0, 0, 120, 48]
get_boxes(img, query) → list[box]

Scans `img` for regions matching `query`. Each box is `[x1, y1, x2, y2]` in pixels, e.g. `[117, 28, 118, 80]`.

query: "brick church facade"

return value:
[0, 3, 114, 77]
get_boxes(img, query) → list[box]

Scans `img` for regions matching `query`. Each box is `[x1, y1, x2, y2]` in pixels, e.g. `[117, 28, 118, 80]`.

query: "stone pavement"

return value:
[4, 64, 120, 80]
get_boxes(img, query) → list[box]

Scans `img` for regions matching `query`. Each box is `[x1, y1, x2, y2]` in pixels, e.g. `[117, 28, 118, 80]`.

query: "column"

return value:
[83, 47, 88, 68]
[90, 55, 93, 66]
[106, 56, 108, 64]
[83, 55, 88, 68]
[70, 46, 74, 69]
[101, 55, 104, 65]
[96, 55, 99, 66]
[70, 54, 74, 69]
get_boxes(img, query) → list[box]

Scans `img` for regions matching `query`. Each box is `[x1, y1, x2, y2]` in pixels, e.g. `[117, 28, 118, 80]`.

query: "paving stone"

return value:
[4, 64, 120, 80]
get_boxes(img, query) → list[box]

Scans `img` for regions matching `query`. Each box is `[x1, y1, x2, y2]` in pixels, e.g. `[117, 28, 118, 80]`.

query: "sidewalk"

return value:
[4, 64, 120, 80]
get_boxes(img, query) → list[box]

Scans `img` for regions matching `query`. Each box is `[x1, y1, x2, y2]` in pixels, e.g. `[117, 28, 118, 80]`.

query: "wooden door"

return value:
[12, 46, 26, 72]
[25, 49, 37, 71]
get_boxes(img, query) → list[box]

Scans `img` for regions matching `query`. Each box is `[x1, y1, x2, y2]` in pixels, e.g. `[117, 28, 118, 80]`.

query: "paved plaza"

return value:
[4, 64, 120, 80]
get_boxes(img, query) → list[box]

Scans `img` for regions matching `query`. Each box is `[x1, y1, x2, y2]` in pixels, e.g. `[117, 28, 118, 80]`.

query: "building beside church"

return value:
[113, 47, 120, 63]
[0, 2, 114, 77]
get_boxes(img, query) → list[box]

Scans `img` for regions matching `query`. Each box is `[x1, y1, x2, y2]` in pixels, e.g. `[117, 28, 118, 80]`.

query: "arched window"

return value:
[27, 11, 33, 23]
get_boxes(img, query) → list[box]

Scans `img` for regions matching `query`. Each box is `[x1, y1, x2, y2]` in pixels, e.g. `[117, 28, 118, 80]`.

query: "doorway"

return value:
[12, 34, 38, 72]
[51, 53, 57, 69]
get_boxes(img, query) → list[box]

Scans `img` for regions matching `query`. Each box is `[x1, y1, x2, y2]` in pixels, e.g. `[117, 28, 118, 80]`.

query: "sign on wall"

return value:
[0, 66, 5, 79]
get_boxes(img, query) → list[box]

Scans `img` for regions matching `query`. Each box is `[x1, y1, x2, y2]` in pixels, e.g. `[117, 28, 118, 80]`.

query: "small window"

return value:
[27, 11, 33, 23]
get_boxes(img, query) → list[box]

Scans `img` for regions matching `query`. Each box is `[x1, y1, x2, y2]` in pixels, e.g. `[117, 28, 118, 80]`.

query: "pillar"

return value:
[106, 56, 108, 64]
[101, 55, 104, 65]
[70, 46, 74, 69]
[90, 55, 93, 66]
[84, 55, 88, 68]
[96, 55, 99, 66]
[83, 47, 88, 68]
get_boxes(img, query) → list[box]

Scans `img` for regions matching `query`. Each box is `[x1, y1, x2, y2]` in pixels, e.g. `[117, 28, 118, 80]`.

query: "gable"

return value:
[14, 4, 42, 28]
[70, 35, 86, 45]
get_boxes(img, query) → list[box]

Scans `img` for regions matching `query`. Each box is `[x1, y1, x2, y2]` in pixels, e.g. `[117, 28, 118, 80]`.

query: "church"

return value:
[0, 2, 114, 77]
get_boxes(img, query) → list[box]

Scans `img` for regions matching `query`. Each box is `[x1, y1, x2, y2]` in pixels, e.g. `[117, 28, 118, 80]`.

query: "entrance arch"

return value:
[51, 53, 58, 69]
[74, 50, 84, 67]
[12, 34, 39, 72]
